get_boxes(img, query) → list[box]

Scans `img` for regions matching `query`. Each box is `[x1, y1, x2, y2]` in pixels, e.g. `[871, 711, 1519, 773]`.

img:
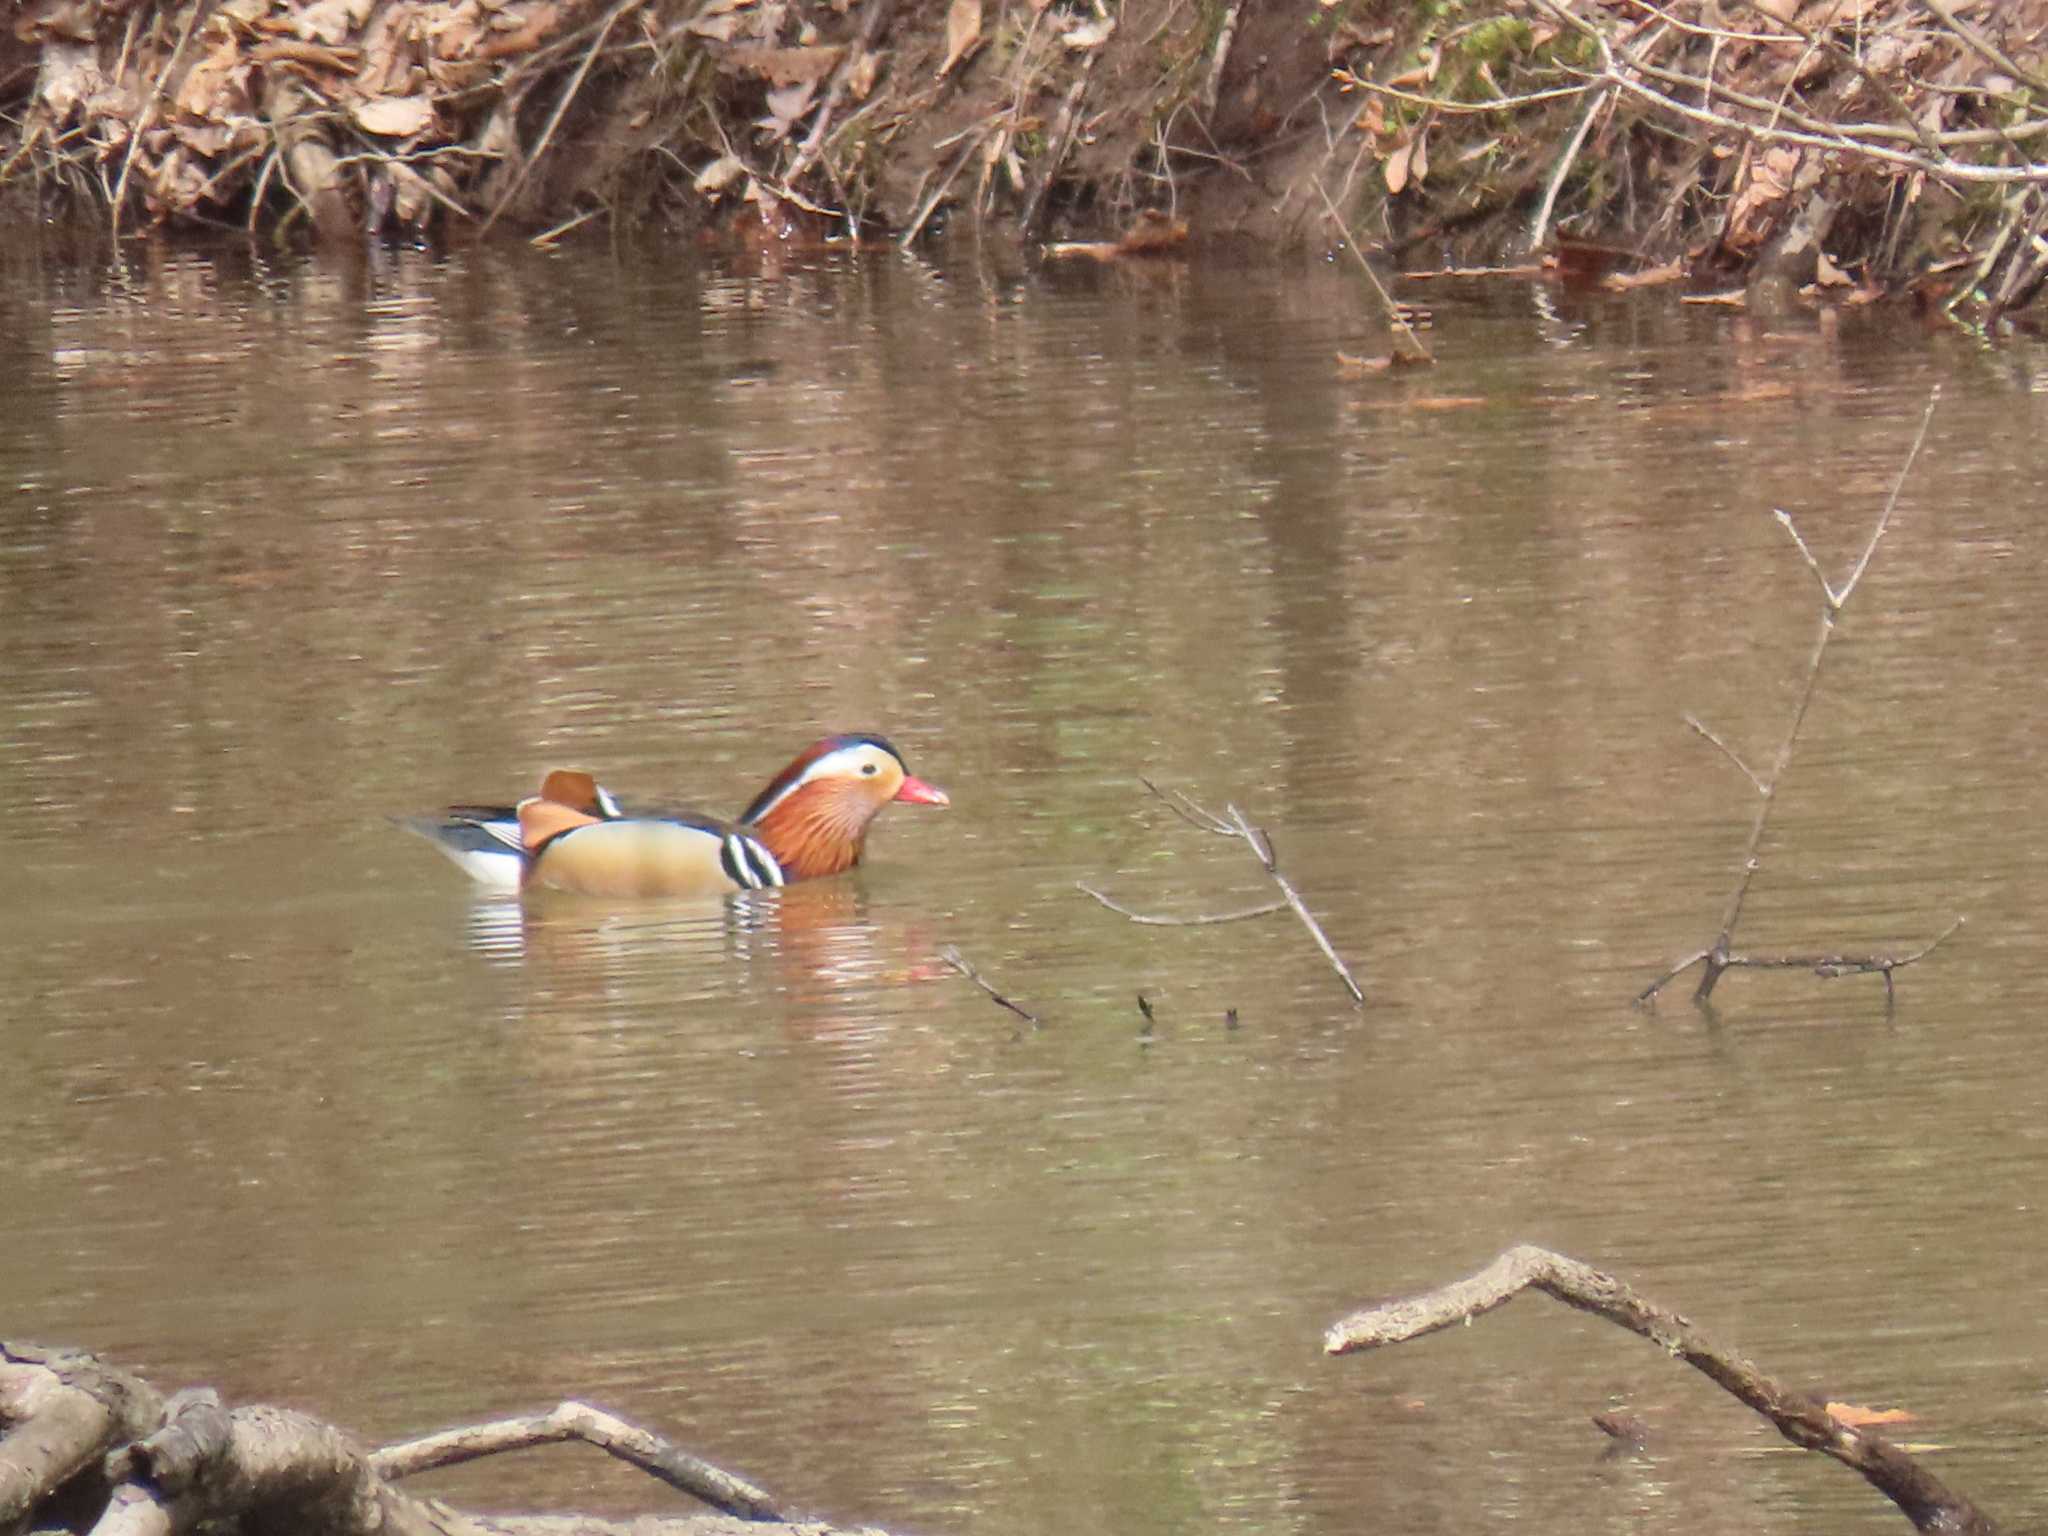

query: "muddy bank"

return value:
[6, 1, 2048, 317]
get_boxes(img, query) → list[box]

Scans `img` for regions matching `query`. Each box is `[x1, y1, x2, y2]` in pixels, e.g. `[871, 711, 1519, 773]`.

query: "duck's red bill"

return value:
[895, 776, 950, 807]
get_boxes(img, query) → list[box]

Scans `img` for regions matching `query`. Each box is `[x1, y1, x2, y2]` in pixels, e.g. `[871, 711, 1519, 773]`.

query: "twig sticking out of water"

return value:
[1311, 179, 1434, 367]
[1324, 1245, 1997, 1536]
[939, 945, 1040, 1025]
[1081, 780, 1365, 1008]
[1638, 385, 1962, 1006]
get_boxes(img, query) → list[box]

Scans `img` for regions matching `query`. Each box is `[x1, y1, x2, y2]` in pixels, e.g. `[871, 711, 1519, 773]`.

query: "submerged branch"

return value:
[1326, 1245, 1998, 1536]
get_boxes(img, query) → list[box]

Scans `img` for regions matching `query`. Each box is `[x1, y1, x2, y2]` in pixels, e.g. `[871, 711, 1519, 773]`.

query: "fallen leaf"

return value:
[1115, 209, 1187, 254]
[1336, 351, 1393, 377]
[352, 94, 435, 137]
[1409, 128, 1428, 186]
[1383, 136, 1412, 195]
[1826, 1402, 1915, 1428]
[694, 154, 745, 193]
[1043, 240, 1123, 262]
[1062, 15, 1114, 50]
[477, 2, 563, 60]
[1603, 258, 1683, 290]
[35, 40, 104, 120]
[723, 44, 844, 84]
[848, 48, 880, 99]
[296, 0, 372, 46]
[1814, 250, 1852, 286]
[757, 79, 815, 141]
[940, 0, 980, 78]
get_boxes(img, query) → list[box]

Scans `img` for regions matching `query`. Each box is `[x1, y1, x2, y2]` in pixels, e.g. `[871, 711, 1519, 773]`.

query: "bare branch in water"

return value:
[1083, 782, 1365, 1008]
[1075, 882, 1286, 926]
[1326, 1245, 1998, 1536]
[1642, 386, 1959, 1006]
[939, 945, 1040, 1025]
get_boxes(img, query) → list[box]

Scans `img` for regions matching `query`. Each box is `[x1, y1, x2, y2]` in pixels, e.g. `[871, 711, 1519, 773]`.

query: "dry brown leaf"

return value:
[758, 79, 815, 141]
[723, 45, 845, 85]
[1336, 351, 1393, 378]
[1349, 394, 1485, 413]
[174, 122, 232, 156]
[1383, 136, 1412, 195]
[1062, 15, 1114, 50]
[174, 35, 243, 117]
[1603, 258, 1683, 291]
[296, 0, 372, 46]
[251, 39, 360, 71]
[1409, 129, 1427, 186]
[694, 154, 746, 193]
[425, 55, 487, 89]
[940, 0, 980, 78]
[847, 48, 880, 99]
[477, 3, 564, 61]
[1825, 1402, 1915, 1428]
[35, 41, 104, 121]
[19, 3, 97, 44]
[428, 0, 486, 58]
[1116, 209, 1188, 254]
[1043, 240, 1123, 262]
[354, 2, 420, 96]
[352, 93, 435, 137]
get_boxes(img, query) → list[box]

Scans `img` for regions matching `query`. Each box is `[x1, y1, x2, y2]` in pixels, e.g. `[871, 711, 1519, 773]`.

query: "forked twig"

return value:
[939, 944, 1039, 1025]
[1326, 1245, 1997, 1536]
[1681, 714, 1763, 794]
[1085, 780, 1365, 1007]
[1075, 883, 1285, 926]
[1641, 387, 1957, 1005]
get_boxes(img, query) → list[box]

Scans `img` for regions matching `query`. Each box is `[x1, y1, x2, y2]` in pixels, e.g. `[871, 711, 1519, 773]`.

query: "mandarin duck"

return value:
[403, 733, 948, 898]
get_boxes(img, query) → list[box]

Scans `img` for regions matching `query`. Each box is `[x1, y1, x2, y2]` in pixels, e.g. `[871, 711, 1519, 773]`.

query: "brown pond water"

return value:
[4, 239, 2048, 1536]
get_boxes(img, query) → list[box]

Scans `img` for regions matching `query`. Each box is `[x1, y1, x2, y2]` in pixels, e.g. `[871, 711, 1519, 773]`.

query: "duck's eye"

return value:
[861, 762, 878, 776]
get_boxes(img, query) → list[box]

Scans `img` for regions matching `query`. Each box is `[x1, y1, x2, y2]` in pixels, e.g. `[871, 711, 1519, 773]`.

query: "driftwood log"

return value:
[0, 1343, 882, 1536]
[1326, 1245, 1996, 1536]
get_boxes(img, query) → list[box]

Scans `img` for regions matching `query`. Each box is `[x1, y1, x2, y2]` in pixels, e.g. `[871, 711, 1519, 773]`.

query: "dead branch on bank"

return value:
[0, 1341, 864, 1536]
[1638, 387, 1963, 1007]
[1079, 779, 1364, 1008]
[1324, 1245, 1997, 1536]
[1317, 0, 2048, 316]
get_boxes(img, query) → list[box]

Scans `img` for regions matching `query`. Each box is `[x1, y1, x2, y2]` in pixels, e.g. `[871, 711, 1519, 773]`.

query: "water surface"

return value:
[5, 240, 2047, 1536]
